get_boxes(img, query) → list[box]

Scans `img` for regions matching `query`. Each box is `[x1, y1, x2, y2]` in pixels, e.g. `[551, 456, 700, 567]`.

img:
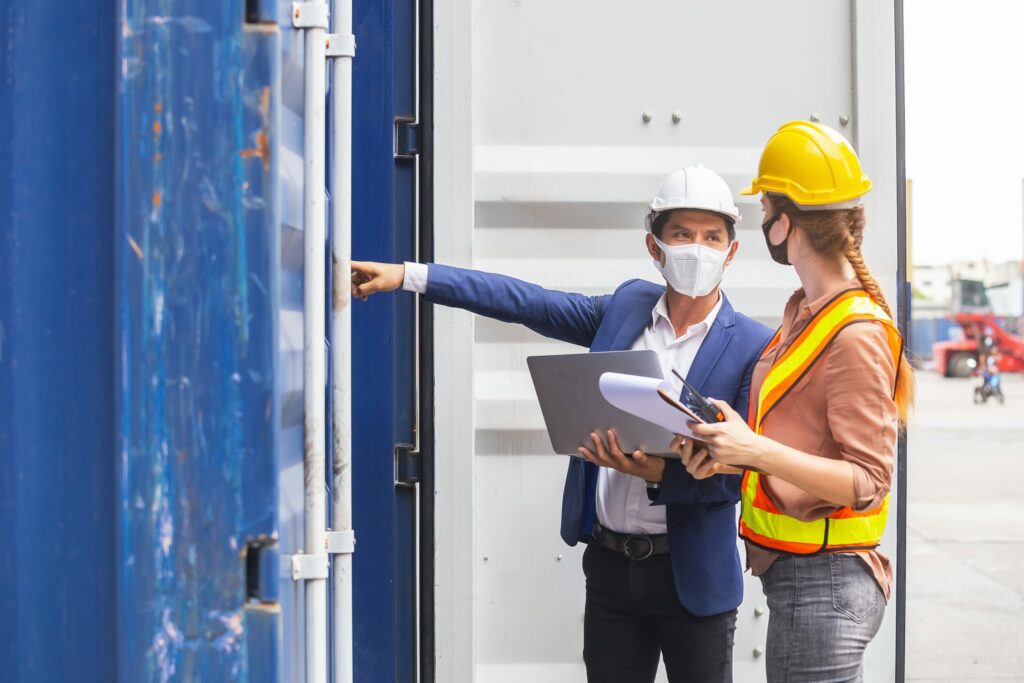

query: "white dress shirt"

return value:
[401, 262, 722, 535]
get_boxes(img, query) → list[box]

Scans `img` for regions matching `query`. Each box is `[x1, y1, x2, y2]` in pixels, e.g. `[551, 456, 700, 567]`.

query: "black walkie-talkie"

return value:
[671, 369, 725, 423]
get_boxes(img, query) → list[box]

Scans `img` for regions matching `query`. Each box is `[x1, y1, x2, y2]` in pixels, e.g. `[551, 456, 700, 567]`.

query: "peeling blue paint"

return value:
[117, 3, 280, 680]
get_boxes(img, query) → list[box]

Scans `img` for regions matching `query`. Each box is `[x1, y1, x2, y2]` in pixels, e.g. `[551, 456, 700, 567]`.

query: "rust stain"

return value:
[154, 102, 163, 113]
[255, 131, 269, 172]
[152, 191, 162, 207]
[239, 88, 273, 173]
[152, 121, 161, 134]
[239, 131, 270, 173]
[155, 153, 162, 162]
[127, 235, 144, 260]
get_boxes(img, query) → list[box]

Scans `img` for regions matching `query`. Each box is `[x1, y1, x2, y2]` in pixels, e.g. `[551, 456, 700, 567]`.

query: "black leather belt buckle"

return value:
[622, 535, 654, 561]
[592, 521, 667, 561]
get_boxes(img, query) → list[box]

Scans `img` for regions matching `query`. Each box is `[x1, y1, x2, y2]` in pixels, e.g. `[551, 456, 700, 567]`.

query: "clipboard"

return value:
[598, 372, 703, 440]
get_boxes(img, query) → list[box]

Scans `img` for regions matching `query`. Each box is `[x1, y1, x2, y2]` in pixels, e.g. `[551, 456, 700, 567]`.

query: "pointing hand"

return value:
[351, 261, 405, 300]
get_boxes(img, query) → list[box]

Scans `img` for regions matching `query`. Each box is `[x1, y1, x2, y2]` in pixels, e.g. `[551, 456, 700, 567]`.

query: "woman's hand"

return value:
[688, 399, 770, 469]
[671, 435, 739, 479]
[578, 430, 666, 483]
[352, 261, 405, 300]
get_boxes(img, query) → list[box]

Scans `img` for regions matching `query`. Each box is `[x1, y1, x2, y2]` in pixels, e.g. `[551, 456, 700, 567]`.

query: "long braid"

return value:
[842, 207, 894, 320]
[846, 247, 892, 316]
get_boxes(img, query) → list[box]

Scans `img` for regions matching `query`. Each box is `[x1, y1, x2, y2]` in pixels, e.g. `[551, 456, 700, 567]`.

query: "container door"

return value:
[117, 2, 282, 680]
[433, 1, 904, 681]
[349, 0, 424, 679]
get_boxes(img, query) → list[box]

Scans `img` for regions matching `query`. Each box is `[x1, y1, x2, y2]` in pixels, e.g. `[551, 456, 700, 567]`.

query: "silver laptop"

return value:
[526, 350, 679, 458]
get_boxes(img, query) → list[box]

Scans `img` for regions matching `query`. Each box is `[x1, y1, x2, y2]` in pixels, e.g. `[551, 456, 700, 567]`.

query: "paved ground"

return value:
[906, 371, 1024, 681]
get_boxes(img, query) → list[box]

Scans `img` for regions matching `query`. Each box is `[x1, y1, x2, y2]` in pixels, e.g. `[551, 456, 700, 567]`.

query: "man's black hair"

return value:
[651, 209, 736, 243]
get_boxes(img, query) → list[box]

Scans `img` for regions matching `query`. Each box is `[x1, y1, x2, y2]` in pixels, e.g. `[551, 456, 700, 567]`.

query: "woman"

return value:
[675, 120, 914, 682]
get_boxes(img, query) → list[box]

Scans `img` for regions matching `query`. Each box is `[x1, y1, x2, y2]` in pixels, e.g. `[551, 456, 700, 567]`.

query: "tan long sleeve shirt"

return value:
[745, 279, 899, 599]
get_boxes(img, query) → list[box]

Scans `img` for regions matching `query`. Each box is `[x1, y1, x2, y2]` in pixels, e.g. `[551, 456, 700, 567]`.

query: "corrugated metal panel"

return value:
[0, 2, 117, 680]
[464, 2, 896, 681]
[116, 4, 280, 680]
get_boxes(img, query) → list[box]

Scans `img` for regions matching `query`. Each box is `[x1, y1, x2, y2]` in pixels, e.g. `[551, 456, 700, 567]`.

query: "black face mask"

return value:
[761, 213, 792, 266]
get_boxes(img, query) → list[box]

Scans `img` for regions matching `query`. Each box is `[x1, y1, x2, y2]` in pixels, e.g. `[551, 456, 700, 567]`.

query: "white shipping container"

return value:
[432, 1, 904, 682]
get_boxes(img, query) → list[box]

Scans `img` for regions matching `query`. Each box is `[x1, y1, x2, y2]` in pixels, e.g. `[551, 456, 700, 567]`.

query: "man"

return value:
[352, 166, 773, 682]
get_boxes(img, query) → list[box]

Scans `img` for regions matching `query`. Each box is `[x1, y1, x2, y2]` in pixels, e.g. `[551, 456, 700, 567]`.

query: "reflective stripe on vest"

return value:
[739, 288, 902, 555]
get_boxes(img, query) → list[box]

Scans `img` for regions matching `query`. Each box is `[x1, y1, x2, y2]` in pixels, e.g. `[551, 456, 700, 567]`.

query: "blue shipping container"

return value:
[1, 0, 424, 680]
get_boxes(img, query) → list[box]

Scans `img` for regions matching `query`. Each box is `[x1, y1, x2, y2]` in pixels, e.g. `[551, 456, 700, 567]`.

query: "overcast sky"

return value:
[905, 0, 1024, 266]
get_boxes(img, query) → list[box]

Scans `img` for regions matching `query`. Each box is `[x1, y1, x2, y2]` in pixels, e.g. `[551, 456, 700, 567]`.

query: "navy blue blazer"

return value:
[423, 263, 773, 616]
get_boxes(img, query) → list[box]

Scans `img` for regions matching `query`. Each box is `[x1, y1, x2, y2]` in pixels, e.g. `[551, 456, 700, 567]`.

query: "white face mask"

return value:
[651, 237, 730, 298]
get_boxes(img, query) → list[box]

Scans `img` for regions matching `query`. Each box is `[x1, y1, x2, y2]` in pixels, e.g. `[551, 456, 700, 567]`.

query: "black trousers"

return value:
[582, 542, 737, 683]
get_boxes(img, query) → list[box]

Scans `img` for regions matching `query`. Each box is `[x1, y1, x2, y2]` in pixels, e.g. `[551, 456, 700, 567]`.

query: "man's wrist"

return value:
[401, 262, 428, 293]
[644, 456, 666, 484]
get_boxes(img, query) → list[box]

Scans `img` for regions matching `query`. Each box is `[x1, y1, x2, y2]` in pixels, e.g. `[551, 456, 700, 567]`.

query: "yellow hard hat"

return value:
[739, 120, 871, 207]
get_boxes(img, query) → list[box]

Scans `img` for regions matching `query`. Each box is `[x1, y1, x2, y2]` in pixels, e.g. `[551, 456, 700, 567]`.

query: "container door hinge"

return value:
[394, 117, 420, 159]
[395, 442, 421, 487]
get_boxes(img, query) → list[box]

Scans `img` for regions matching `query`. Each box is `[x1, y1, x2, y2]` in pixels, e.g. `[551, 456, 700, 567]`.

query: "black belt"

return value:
[591, 521, 670, 561]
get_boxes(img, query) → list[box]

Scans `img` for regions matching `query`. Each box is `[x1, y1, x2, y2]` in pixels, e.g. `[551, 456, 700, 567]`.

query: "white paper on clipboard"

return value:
[598, 372, 705, 439]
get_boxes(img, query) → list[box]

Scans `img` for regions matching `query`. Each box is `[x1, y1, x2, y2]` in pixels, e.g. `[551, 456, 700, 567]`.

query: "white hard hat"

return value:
[644, 165, 741, 233]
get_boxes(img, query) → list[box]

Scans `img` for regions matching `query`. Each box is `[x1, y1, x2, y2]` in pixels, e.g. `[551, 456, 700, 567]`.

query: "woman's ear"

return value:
[769, 212, 792, 246]
[777, 212, 791, 234]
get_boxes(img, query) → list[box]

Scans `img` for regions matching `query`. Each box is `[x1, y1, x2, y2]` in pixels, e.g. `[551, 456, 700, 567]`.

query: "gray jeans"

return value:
[760, 553, 885, 683]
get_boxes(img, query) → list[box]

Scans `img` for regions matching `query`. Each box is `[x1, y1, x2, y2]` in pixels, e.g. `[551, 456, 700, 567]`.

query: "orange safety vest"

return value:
[738, 288, 903, 555]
